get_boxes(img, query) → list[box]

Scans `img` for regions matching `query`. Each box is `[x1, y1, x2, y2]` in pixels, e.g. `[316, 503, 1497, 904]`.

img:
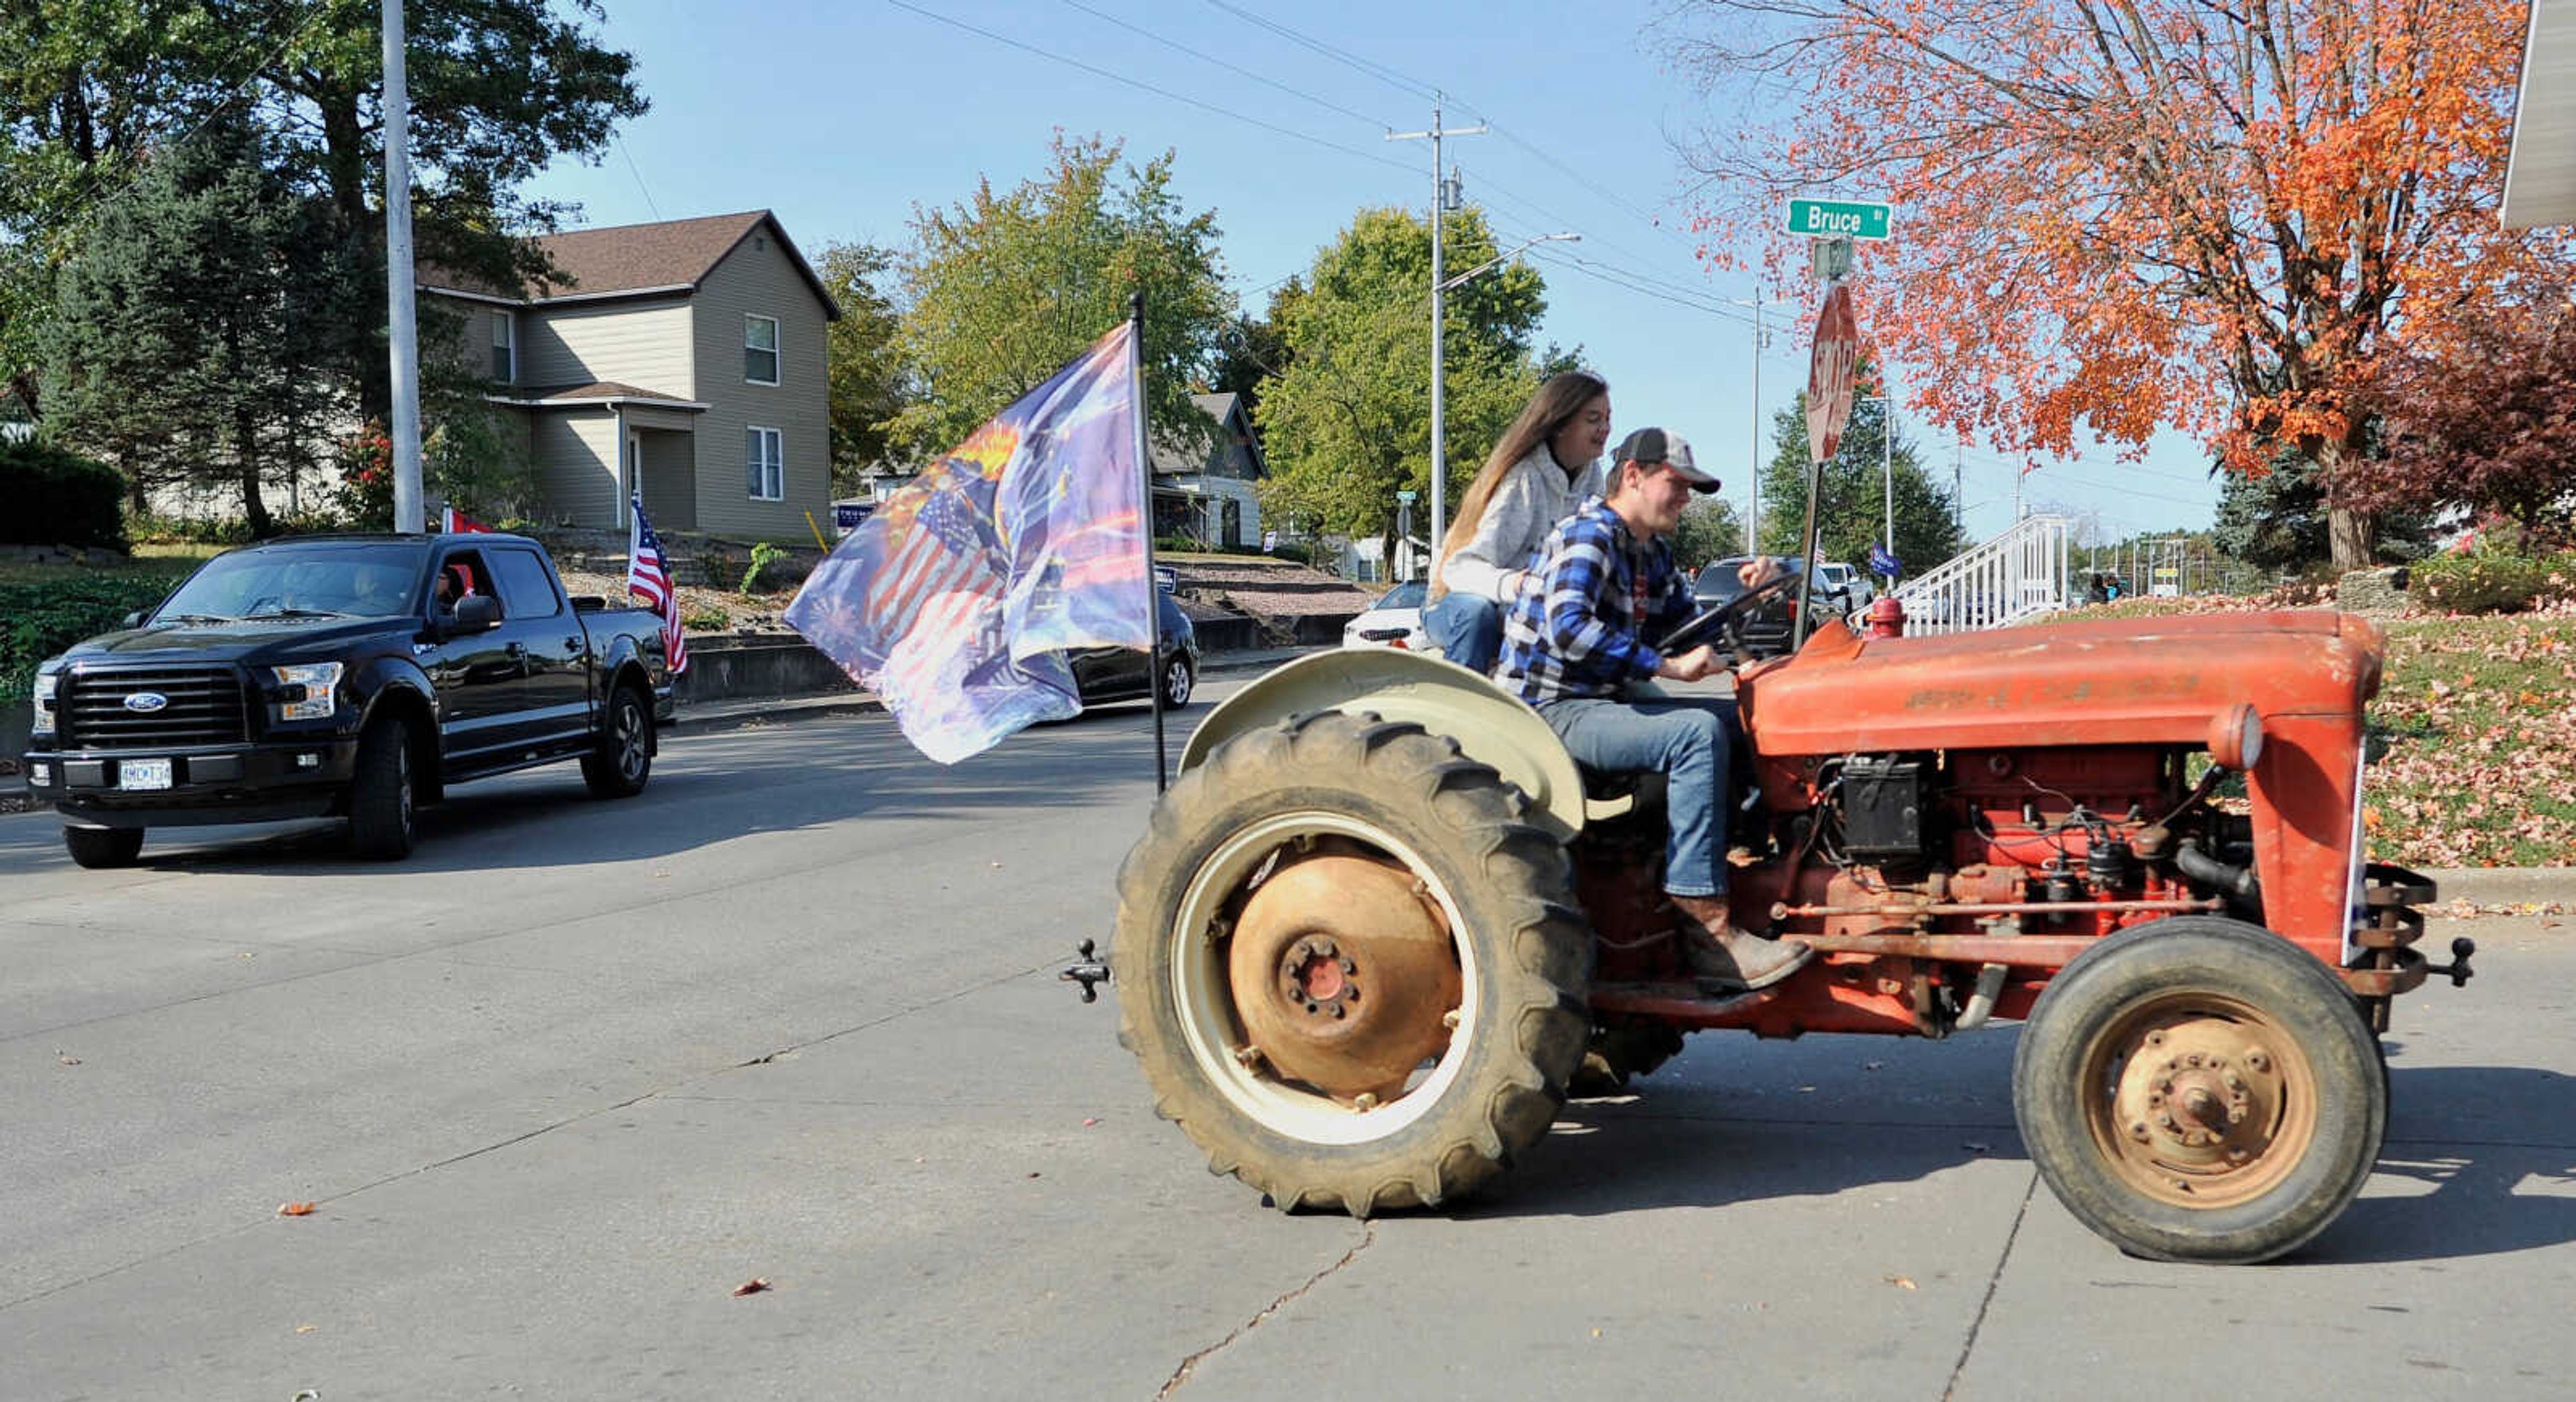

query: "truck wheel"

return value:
[1111, 710, 1591, 1216]
[1159, 653, 1195, 708]
[2012, 915, 2384, 1264]
[64, 825, 144, 869]
[582, 683, 653, 798]
[347, 714, 417, 861]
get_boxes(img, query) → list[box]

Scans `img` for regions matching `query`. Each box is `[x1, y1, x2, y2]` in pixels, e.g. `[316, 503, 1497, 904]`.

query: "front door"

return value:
[488, 545, 590, 753]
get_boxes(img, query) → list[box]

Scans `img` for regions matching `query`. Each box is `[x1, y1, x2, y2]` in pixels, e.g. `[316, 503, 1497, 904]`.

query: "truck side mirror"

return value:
[121, 610, 147, 629]
[445, 593, 500, 635]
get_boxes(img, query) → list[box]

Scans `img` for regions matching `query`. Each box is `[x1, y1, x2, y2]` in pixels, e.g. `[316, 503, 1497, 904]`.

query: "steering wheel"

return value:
[1658, 566, 1803, 657]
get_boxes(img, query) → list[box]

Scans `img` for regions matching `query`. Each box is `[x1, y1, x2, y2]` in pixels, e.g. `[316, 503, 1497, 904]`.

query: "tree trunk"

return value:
[2315, 437, 2376, 570]
[235, 404, 272, 539]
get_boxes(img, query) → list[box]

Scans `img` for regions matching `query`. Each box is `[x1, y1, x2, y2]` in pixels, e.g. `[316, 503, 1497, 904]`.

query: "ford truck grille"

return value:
[61, 665, 251, 749]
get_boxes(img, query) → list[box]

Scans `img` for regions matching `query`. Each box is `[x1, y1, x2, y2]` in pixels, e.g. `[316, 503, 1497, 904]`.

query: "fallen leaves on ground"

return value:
[277, 1202, 316, 1217]
[732, 1278, 771, 1297]
[2432, 899, 2569, 920]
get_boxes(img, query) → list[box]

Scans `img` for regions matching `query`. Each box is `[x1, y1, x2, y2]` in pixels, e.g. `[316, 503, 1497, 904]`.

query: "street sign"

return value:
[1786, 197, 1892, 241]
[1806, 283, 1860, 464]
[1396, 490, 1417, 502]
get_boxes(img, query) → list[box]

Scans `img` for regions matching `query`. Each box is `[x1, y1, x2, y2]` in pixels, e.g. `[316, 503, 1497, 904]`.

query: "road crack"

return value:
[1943, 1169, 2037, 1401]
[1157, 1225, 1375, 1397]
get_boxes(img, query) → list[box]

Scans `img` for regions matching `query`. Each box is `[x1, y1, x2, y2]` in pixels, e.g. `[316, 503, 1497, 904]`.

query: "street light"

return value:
[1428, 231, 1579, 555]
[1859, 393, 1894, 580]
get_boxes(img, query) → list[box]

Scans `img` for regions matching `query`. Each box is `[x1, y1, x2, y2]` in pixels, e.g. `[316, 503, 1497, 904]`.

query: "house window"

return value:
[490, 311, 515, 384]
[745, 315, 780, 384]
[747, 427, 783, 500]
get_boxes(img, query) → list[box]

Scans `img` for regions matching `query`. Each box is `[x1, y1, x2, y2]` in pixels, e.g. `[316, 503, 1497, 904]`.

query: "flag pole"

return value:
[1130, 292, 1167, 794]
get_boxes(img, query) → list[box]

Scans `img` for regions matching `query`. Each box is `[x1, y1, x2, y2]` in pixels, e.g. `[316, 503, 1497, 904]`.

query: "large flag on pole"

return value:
[786, 321, 1152, 763]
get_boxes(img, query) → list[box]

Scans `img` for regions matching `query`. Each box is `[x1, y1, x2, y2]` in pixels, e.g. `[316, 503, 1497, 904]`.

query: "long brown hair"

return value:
[1432, 370, 1609, 595]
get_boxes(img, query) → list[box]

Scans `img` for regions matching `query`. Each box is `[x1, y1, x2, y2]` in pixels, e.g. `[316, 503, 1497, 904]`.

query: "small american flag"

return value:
[627, 496, 690, 676]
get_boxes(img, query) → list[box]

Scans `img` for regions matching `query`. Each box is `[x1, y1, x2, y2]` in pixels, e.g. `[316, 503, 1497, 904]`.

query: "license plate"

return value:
[118, 758, 173, 791]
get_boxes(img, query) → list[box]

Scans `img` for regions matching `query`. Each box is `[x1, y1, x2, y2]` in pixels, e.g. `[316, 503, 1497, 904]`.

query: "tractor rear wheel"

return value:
[2013, 916, 2384, 1264]
[1111, 711, 1590, 1216]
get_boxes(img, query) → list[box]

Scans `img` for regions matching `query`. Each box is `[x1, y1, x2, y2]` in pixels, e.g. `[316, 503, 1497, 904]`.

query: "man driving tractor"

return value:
[1492, 427, 1814, 991]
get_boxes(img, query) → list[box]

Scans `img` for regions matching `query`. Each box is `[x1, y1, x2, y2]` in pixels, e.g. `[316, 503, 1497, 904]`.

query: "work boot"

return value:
[1669, 893, 1814, 993]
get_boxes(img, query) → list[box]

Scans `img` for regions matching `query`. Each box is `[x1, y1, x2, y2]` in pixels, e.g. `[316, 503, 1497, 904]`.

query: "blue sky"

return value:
[526, 0, 2224, 547]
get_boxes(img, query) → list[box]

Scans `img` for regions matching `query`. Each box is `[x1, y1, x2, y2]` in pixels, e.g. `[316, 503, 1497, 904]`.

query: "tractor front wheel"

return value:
[1111, 711, 1590, 1216]
[2013, 916, 2384, 1264]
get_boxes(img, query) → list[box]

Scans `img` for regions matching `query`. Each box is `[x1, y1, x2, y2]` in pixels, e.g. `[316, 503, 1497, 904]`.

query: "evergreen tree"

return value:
[43, 115, 366, 533]
[1758, 378, 1966, 578]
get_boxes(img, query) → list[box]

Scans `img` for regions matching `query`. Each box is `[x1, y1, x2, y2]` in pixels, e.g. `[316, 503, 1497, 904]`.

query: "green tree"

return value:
[2211, 441, 2431, 576]
[1206, 278, 1301, 428]
[1669, 495, 1747, 572]
[817, 239, 911, 496]
[1, 0, 646, 425]
[1255, 206, 1549, 562]
[890, 134, 1230, 460]
[42, 114, 366, 533]
[1757, 383, 1966, 576]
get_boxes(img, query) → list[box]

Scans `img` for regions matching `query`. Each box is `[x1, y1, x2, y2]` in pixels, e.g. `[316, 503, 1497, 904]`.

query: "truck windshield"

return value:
[156, 543, 428, 622]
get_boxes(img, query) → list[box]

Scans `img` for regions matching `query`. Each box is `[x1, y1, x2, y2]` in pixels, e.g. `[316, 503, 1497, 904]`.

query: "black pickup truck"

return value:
[23, 533, 675, 866]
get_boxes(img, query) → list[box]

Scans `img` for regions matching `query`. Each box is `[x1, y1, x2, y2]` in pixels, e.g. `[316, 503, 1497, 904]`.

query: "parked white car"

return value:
[1814, 561, 1870, 616]
[1342, 579, 1430, 651]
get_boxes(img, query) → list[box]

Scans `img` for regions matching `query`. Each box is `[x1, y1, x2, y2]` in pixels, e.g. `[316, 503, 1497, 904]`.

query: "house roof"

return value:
[489, 381, 710, 411]
[1149, 391, 1257, 476]
[424, 211, 841, 318]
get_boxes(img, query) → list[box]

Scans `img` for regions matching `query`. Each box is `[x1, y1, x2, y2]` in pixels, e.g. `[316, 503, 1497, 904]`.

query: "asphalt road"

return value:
[2, 683, 2571, 1401]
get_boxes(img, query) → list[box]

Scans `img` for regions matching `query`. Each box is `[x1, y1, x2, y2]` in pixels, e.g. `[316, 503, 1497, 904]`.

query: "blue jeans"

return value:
[1424, 592, 1504, 673]
[1539, 694, 1739, 897]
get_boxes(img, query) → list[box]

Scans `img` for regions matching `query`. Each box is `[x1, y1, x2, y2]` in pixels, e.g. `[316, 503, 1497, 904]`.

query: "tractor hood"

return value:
[1741, 610, 2385, 758]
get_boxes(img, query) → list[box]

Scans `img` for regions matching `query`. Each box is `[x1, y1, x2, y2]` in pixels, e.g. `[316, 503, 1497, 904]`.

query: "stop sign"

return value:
[1806, 283, 1860, 464]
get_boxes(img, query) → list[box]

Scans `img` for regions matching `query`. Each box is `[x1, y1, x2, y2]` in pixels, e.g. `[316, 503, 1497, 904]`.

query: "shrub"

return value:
[0, 573, 177, 697]
[0, 437, 127, 549]
[740, 541, 790, 594]
[2412, 547, 2576, 614]
[682, 609, 731, 632]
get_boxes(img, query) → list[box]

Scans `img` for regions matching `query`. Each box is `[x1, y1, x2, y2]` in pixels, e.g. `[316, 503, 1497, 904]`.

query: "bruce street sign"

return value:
[1786, 197, 1892, 241]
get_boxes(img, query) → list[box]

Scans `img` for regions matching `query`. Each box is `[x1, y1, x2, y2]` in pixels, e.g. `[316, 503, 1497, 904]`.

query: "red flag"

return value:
[443, 506, 495, 533]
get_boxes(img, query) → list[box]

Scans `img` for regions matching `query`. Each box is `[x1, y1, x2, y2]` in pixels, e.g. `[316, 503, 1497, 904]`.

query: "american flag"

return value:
[627, 495, 690, 676]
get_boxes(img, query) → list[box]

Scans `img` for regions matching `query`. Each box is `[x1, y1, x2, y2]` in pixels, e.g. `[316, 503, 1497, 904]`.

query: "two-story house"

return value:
[423, 209, 839, 538]
[1150, 391, 1265, 548]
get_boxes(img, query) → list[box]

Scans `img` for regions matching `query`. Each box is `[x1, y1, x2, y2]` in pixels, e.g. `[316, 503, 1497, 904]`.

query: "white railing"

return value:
[1889, 515, 2072, 637]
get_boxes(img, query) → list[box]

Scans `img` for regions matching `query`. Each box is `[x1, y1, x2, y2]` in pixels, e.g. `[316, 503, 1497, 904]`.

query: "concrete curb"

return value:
[2419, 867, 2576, 905]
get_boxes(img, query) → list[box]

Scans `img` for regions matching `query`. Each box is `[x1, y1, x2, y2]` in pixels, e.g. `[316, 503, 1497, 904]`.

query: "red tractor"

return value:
[1087, 591, 2472, 1264]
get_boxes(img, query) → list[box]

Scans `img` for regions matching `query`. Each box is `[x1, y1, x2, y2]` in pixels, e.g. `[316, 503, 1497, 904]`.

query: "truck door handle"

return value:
[505, 641, 527, 657]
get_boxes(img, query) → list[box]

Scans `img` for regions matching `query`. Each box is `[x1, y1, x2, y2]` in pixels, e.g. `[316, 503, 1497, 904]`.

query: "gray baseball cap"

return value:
[1611, 427, 1721, 493]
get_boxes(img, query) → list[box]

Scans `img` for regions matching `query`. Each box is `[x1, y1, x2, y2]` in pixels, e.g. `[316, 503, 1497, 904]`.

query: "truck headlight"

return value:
[32, 671, 56, 737]
[270, 662, 343, 721]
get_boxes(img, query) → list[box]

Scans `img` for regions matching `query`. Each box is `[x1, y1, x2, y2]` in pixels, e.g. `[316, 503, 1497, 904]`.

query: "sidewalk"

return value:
[665, 643, 1319, 735]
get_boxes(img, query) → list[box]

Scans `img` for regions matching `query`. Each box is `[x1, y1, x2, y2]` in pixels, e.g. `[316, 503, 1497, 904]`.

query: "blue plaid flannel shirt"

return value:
[1495, 496, 1694, 704]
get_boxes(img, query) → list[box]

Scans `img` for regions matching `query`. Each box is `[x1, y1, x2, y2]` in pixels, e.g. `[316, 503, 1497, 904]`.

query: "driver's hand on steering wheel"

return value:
[1656, 644, 1720, 682]
[1738, 555, 1785, 590]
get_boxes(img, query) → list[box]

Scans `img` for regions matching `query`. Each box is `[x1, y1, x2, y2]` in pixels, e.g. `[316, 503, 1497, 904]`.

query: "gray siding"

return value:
[521, 297, 692, 393]
[687, 231, 830, 539]
[532, 410, 623, 527]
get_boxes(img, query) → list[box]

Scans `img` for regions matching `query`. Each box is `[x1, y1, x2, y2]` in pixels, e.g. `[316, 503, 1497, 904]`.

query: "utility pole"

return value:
[383, 0, 423, 533]
[1390, 96, 1484, 557]
[1881, 395, 1894, 565]
[1748, 298, 1764, 553]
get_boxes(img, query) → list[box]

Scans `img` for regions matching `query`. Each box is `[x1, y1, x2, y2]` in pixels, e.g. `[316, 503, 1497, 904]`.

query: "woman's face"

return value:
[1550, 393, 1612, 467]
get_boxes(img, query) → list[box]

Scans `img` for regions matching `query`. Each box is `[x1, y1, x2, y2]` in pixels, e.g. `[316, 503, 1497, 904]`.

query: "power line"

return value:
[1057, 0, 1392, 133]
[885, 0, 1418, 178]
[1199, 0, 1438, 101]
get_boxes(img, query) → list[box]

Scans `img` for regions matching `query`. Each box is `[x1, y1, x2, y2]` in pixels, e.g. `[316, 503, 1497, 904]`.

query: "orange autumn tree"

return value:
[1666, 0, 2570, 568]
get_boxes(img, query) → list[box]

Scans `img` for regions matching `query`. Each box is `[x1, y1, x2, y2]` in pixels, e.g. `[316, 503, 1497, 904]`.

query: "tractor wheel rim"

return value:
[1169, 810, 1475, 1146]
[2084, 995, 2315, 1209]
